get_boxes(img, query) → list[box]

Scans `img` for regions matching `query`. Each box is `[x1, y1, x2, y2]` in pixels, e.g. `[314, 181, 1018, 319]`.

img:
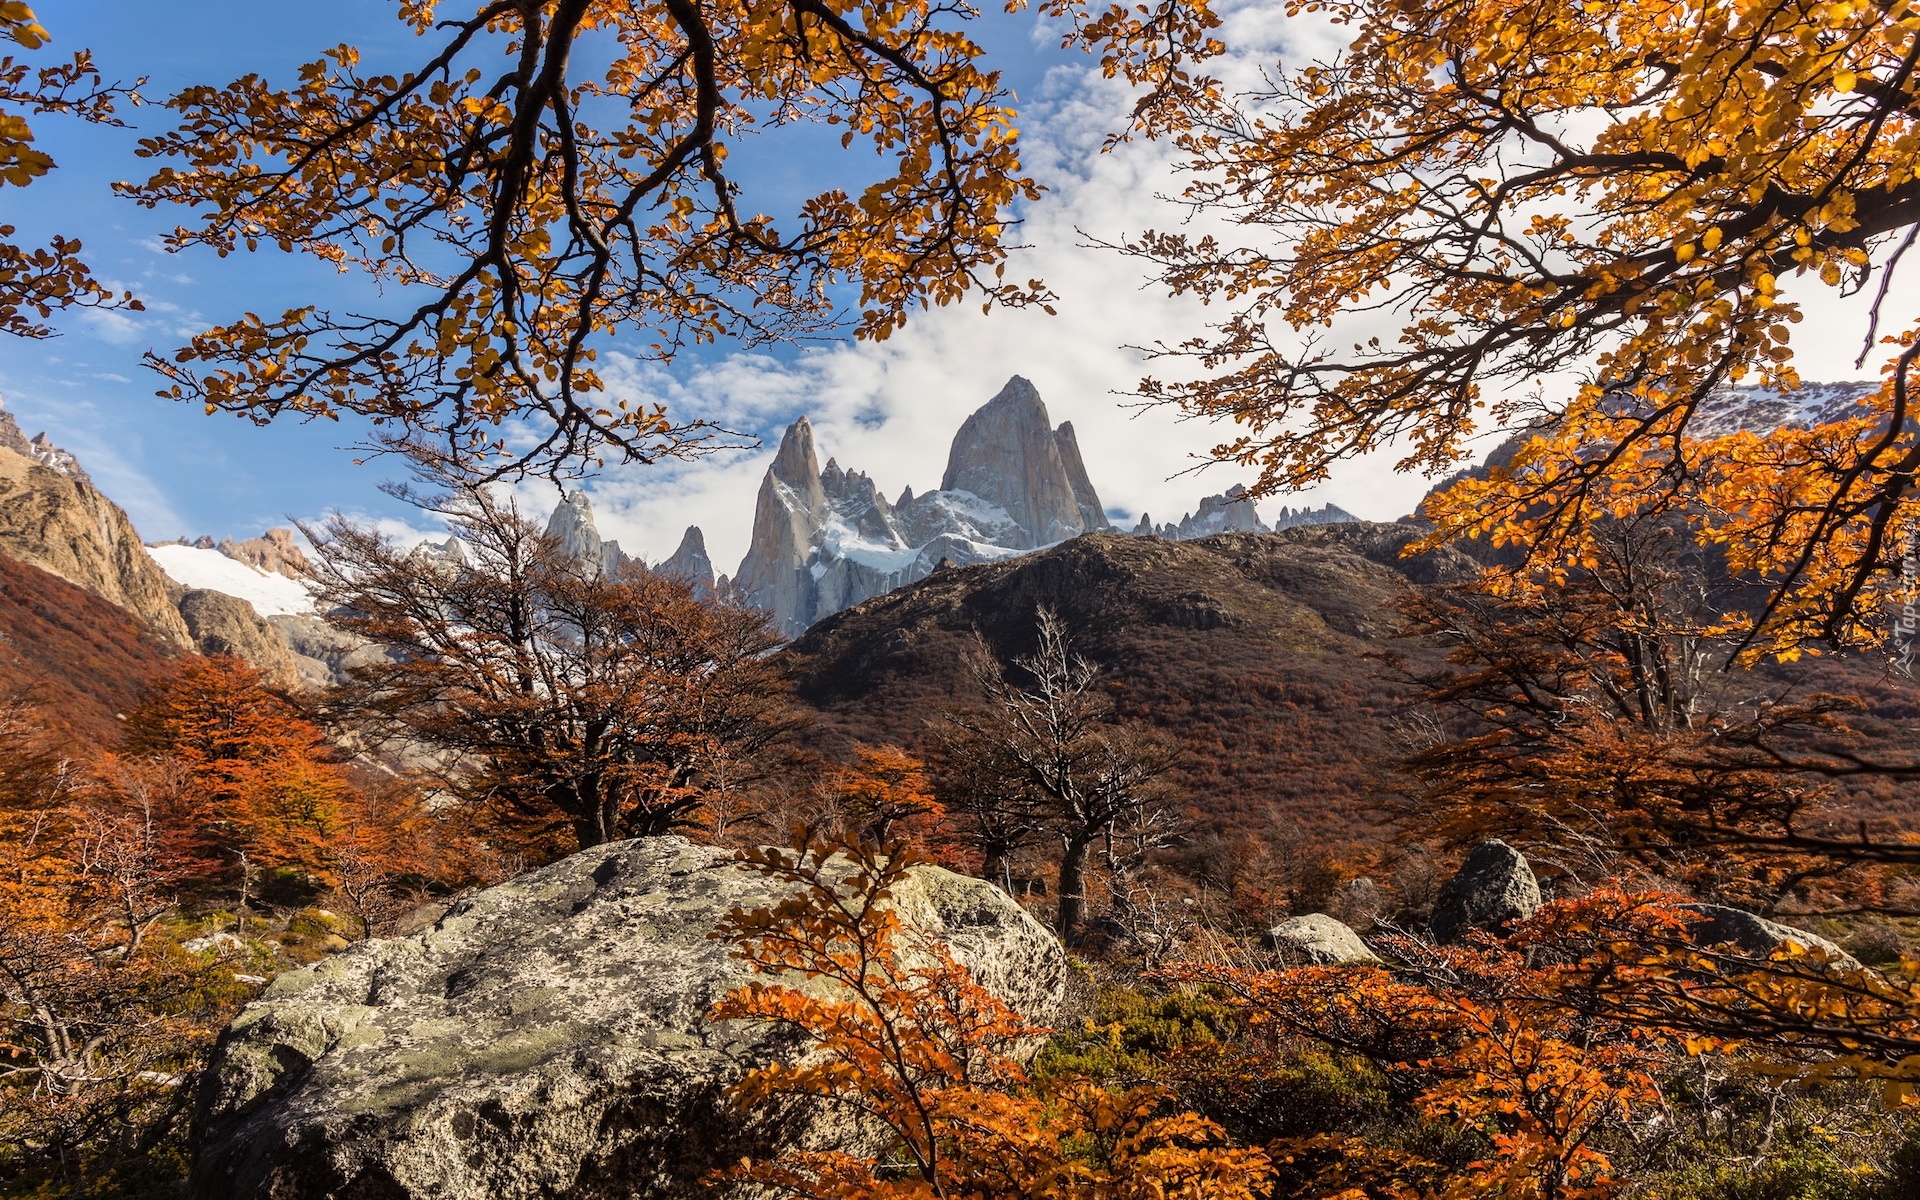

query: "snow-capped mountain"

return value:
[1131, 484, 1359, 539]
[731, 376, 1112, 636]
[710, 375, 1365, 637]
[1687, 380, 1879, 438]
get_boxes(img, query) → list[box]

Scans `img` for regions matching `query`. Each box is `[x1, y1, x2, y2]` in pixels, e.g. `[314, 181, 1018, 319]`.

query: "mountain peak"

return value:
[940, 375, 1108, 549]
[543, 490, 626, 576]
[770, 415, 822, 487]
[658, 525, 716, 594]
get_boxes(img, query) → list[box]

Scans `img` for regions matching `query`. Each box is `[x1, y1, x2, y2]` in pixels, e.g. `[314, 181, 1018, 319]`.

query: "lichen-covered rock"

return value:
[188, 837, 1063, 1200]
[1430, 840, 1543, 945]
[1266, 913, 1377, 964]
[1680, 904, 1856, 965]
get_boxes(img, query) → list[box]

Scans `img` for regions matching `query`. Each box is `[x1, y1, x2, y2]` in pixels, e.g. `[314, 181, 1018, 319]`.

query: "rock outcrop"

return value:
[269, 614, 381, 689]
[188, 836, 1064, 1200]
[1680, 904, 1855, 965]
[1267, 913, 1378, 964]
[1136, 486, 1360, 540]
[1430, 840, 1543, 944]
[177, 589, 303, 687]
[217, 527, 312, 577]
[939, 377, 1112, 549]
[0, 403, 194, 649]
[657, 526, 716, 593]
[544, 490, 627, 576]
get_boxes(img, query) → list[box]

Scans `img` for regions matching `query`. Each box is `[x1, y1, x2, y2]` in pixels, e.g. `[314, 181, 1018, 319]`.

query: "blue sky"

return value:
[0, 3, 1105, 552]
[7, 3, 1905, 575]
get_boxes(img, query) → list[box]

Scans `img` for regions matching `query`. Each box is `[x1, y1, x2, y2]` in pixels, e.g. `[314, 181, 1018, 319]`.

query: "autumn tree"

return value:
[822, 744, 944, 847]
[307, 476, 803, 851]
[116, 0, 1222, 474]
[710, 826, 1271, 1200]
[112, 654, 456, 926]
[1123, 0, 1920, 655]
[121, 655, 360, 887]
[0, 2, 141, 338]
[0, 694, 251, 1193]
[934, 607, 1181, 941]
[1390, 518, 1918, 911]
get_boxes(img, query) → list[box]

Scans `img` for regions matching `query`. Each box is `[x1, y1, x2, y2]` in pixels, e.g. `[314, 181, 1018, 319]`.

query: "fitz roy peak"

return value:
[736, 376, 1114, 636]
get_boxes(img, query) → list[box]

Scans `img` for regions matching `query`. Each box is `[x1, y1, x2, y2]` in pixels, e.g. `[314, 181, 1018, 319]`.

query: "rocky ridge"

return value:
[719, 376, 1366, 637]
[1132, 484, 1360, 540]
[731, 376, 1116, 636]
[0, 403, 195, 650]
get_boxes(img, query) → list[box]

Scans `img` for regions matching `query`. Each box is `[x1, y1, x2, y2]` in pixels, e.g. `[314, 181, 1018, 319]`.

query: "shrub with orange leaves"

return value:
[0, 694, 254, 1191]
[708, 827, 1271, 1200]
[823, 745, 950, 852]
[1165, 894, 1703, 1199]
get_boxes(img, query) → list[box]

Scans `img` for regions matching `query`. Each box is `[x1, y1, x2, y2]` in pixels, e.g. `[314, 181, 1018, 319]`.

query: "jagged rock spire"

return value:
[939, 376, 1112, 549]
[657, 526, 716, 594]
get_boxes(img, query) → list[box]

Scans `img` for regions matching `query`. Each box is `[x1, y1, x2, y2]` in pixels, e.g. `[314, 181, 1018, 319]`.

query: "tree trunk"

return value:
[982, 849, 1011, 895]
[1056, 835, 1091, 942]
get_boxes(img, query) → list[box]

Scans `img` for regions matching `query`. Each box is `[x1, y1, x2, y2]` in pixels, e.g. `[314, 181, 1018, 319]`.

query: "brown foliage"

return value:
[308, 477, 805, 851]
[1121, 0, 1920, 653]
[0, 554, 180, 746]
[1393, 522, 1920, 914]
[0, 696, 252, 1188]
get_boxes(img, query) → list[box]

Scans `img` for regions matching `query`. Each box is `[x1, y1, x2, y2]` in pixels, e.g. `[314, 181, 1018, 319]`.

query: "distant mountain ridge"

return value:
[700, 375, 1367, 637]
[730, 377, 1117, 636]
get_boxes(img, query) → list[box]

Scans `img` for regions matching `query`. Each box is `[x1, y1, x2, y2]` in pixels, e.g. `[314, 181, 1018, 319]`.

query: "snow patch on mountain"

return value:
[147, 545, 316, 617]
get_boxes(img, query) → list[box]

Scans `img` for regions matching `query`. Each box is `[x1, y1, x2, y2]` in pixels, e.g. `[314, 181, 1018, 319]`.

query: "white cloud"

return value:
[494, 0, 1920, 576]
[581, 18, 1436, 574]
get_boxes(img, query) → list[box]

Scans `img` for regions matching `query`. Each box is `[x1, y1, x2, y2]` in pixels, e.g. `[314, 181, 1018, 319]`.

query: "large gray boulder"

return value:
[1680, 904, 1856, 966]
[1266, 913, 1378, 964]
[1430, 839, 1543, 945]
[188, 837, 1064, 1200]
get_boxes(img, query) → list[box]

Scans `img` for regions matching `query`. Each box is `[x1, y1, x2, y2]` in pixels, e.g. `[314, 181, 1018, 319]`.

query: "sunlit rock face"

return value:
[733, 376, 1113, 638]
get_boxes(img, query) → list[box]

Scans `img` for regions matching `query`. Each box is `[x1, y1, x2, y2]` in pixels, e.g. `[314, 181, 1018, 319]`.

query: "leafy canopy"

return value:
[121, 0, 1222, 474]
[1125, 0, 1920, 653]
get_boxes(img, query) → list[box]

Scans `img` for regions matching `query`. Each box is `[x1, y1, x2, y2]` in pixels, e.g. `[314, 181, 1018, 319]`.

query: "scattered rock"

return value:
[1680, 904, 1856, 966]
[188, 836, 1064, 1200]
[183, 932, 246, 955]
[1430, 840, 1543, 944]
[268, 612, 386, 688]
[1266, 913, 1378, 964]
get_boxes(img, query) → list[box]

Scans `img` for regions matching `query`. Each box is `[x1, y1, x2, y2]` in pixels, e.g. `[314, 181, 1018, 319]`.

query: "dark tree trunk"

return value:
[982, 849, 1011, 894]
[1055, 834, 1092, 942]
